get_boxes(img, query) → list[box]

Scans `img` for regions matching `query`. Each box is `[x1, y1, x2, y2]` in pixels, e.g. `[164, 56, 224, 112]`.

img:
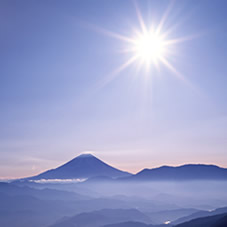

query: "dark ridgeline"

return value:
[102, 221, 154, 227]
[101, 213, 227, 227]
[126, 164, 227, 181]
[50, 208, 152, 227]
[173, 207, 227, 225]
[103, 222, 173, 227]
[147, 208, 200, 224]
[175, 213, 227, 227]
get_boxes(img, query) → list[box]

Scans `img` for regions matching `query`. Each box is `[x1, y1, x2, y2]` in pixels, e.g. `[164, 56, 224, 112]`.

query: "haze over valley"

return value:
[1, 154, 227, 226]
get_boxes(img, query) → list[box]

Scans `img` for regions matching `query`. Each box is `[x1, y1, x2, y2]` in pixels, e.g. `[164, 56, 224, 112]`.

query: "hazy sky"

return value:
[1, 0, 227, 178]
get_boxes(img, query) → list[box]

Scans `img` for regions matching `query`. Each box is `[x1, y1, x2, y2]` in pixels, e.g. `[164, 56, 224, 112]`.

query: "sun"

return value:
[132, 30, 166, 65]
[94, 2, 195, 87]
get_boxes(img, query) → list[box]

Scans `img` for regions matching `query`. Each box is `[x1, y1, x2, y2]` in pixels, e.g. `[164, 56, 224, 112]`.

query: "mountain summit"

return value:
[29, 153, 131, 180]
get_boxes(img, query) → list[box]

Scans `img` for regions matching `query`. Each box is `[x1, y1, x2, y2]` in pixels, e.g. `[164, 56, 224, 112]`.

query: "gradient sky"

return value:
[1, 0, 227, 179]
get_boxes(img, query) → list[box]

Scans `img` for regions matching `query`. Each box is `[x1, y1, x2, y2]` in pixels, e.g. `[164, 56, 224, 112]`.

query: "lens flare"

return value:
[132, 30, 166, 66]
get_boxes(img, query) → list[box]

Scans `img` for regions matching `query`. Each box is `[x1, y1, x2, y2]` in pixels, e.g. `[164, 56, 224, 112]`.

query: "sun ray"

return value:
[163, 33, 202, 45]
[96, 55, 138, 89]
[161, 57, 202, 94]
[88, 1, 198, 91]
[94, 27, 135, 43]
[156, 0, 175, 34]
[159, 56, 185, 81]
[79, 21, 135, 44]
[134, 1, 147, 34]
[159, 56, 198, 91]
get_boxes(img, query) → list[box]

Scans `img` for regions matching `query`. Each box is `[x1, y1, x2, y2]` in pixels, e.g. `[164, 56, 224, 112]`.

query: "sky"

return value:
[0, 0, 227, 179]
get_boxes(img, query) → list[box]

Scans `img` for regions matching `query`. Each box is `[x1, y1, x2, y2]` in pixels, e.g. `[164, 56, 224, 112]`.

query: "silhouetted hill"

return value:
[0, 182, 85, 200]
[0, 182, 90, 227]
[102, 221, 170, 227]
[214, 215, 227, 227]
[102, 221, 154, 227]
[175, 213, 227, 227]
[0, 192, 79, 227]
[50, 208, 152, 227]
[126, 164, 227, 181]
[146, 208, 200, 224]
[173, 206, 227, 225]
[28, 154, 131, 180]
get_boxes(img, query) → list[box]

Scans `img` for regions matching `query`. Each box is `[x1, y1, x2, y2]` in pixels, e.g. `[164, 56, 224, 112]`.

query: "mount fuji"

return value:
[28, 153, 131, 180]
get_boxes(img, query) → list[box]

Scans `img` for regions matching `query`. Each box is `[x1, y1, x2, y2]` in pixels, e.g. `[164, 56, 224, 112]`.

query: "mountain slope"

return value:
[102, 221, 170, 227]
[0, 182, 86, 201]
[173, 207, 227, 225]
[175, 213, 227, 227]
[0, 183, 86, 227]
[127, 164, 227, 181]
[146, 208, 200, 224]
[102, 221, 154, 227]
[28, 154, 131, 180]
[50, 208, 152, 227]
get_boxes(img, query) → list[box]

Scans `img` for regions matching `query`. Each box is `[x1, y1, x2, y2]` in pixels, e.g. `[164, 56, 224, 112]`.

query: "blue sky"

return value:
[1, 0, 227, 178]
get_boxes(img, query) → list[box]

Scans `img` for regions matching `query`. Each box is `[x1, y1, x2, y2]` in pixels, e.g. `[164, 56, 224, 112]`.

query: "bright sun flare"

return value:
[96, 2, 195, 87]
[133, 31, 166, 64]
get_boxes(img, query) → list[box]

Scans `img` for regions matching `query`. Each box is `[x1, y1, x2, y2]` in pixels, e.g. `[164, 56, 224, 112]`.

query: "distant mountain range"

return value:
[102, 221, 155, 227]
[1, 181, 227, 227]
[50, 208, 152, 227]
[22, 154, 227, 182]
[175, 213, 227, 227]
[127, 164, 227, 181]
[49, 207, 227, 227]
[101, 213, 227, 227]
[173, 207, 227, 225]
[27, 153, 131, 180]
[0, 182, 86, 227]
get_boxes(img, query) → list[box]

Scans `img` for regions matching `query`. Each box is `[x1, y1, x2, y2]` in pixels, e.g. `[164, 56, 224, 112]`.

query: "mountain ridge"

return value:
[125, 164, 227, 181]
[17, 154, 227, 182]
[26, 153, 131, 180]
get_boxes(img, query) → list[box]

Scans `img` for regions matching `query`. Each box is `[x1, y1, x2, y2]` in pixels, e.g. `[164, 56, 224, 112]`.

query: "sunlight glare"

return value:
[133, 30, 166, 65]
[93, 1, 197, 88]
